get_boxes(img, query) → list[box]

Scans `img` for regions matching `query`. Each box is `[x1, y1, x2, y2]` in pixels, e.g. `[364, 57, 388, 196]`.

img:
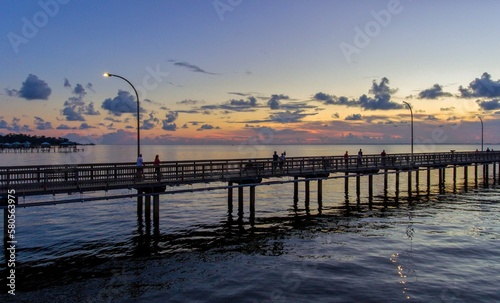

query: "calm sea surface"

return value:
[1, 144, 499, 302]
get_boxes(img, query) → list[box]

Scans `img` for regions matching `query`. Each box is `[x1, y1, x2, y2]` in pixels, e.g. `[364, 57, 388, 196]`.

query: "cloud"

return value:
[476, 99, 500, 111]
[56, 124, 77, 130]
[345, 114, 362, 120]
[313, 78, 402, 110]
[101, 90, 143, 116]
[267, 94, 289, 110]
[34, 116, 53, 130]
[142, 112, 160, 130]
[177, 99, 203, 105]
[459, 72, 500, 98]
[418, 84, 453, 99]
[85, 102, 100, 115]
[197, 124, 219, 131]
[0, 117, 31, 132]
[162, 122, 177, 131]
[61, 82, 100, 121]
[269, 110, 314, 123]
[64, 78, 71, 88]
[173, 61, 217, 75]
[79, 123, 95, 129]
[164, 111, 179, 123]
[5, 74, 52, 100]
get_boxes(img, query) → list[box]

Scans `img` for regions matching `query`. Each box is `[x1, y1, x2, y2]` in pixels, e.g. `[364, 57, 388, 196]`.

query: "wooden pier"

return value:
[1, 150, 500, 243]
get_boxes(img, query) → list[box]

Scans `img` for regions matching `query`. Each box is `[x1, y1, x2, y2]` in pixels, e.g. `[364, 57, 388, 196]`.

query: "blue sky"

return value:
[1, 0, 500, 146]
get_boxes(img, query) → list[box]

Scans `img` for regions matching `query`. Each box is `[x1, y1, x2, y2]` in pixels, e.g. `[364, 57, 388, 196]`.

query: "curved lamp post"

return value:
[103, 73, 141, 157]
[402, 101, 413, 161]
[478, 116, 483, 151]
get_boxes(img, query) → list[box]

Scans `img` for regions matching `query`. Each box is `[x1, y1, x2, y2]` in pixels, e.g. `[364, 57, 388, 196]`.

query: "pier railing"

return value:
[1, 151, 499, 197]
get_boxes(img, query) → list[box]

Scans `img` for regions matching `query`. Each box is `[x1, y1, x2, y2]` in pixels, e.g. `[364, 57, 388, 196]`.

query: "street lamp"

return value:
[402, 101, 413, 161]
[103, 72, 141, 157]
[478, 116, 483, 151]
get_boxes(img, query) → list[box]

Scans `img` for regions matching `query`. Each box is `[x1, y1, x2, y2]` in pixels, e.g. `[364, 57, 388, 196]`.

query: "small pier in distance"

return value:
[1, 150, 500, 243]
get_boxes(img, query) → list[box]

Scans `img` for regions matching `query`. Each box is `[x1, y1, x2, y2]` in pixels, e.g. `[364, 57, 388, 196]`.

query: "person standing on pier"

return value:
[357, 149, 363, 167]
[136, 154, 144, 179]
[381, 150, 386, 166]
[344, 151, 349, 168]
[153, 155, 161, 181]
[272, 151, 279, 173]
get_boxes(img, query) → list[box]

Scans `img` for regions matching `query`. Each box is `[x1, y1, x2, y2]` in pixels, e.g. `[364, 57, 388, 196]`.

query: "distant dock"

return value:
[0, 146, 84, 153]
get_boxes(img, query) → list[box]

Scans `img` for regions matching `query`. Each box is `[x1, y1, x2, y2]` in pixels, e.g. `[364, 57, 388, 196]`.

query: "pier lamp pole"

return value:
[402, 101, 413, 161]
[478, 116, 484, 151]
[103, 72, 141, 157]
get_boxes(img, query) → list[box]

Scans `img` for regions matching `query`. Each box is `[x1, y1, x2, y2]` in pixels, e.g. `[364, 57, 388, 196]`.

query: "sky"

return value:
[2, 0, 500, 147]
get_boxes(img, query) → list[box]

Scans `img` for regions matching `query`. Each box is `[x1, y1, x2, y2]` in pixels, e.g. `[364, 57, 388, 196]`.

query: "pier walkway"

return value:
[1, 150, 499, 206]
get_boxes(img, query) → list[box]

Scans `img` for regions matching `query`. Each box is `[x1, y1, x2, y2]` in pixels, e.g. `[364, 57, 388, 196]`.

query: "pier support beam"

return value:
[293, 177, 299, 203]
[464, 165, 468, 192]
[153, 195, 160, 225]
[317, 179, 323, 205]
[474, 163, 478, 188]
[137, 193, 143, 218]
[228, 181, 233, 214]
[483, 164, 489, 187]
[383, 169, 388, 205]
[368, 174, 373, 207]
[305, 180, 310, 204]
[145, 195, 151, 223]
[356, 173, 361, 206]
[426, 167, 431, 195]
[407, 170, 412, 198]
[249, 186, 255, 224]
[395, 170, 400, 203]
[238, 186, 244, 218]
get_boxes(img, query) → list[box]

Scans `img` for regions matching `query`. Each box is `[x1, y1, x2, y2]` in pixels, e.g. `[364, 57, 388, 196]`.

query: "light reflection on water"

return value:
[1, 145, 499, 302]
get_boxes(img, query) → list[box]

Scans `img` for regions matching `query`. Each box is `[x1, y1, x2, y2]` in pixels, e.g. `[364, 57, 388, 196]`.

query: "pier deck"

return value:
[1, 150, 498, 205]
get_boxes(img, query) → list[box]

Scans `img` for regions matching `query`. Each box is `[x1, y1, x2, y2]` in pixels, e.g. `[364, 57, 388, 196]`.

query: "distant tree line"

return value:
[0, 133, 76, 145]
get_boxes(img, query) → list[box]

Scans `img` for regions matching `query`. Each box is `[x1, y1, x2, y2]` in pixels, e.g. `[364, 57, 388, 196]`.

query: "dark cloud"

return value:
[269, 110, 314, 123]
[34, 116, 52, 130]
[314, 78, 401, 110]
[79, 123, 95, 129]
[1, 117, 31, 132]
[142, 112, 160, 130]
[5, 74, 52, 100]
[345, 114, 362, 121]
[459, 72, 500, 98]
[101, 90, 143, 116]
[173, 61, 216, 75]
[418, 84, 453, 99]
[73, 83, 86, 96]
[476, 99, 500, 111]
[62, 104, 85, 121]
[267, 94, 289, 110]
[164, 111, 179, 123]
[61, 83, 99, 121]
[56, 124, 77, 130]
[64, 78, 71, 88]
[197, 124, 217, 131]
[177, 99, 203, 105]
[162, 122, 177, 131]
[85, 102, 100, 115]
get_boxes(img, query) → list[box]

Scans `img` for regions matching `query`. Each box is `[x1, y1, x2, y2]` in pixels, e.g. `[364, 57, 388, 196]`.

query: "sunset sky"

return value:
[2, 0, 500, 146]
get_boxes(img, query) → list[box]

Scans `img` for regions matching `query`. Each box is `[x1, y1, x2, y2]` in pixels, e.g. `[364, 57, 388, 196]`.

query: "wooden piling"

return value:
[407, 170, 412, 197]
[305, 180, 310, 204]
[228, 181, 233, 214]
[317, 179, 323, 205]
[153, 195, 160, 225]
[137, 193, 143, 218]
[464, 165, 468, 192]
[293, 177, 299, 203]
[145, 195, 151, 222]
[238, 186, 244, 218]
